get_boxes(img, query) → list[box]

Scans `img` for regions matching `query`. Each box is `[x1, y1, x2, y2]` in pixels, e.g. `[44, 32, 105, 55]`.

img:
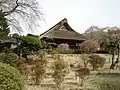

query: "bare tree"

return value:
[0, 0, 43, 34]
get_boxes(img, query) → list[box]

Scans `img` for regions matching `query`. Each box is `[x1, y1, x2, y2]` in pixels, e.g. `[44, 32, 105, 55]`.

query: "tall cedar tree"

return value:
[0, 12, 9, 40]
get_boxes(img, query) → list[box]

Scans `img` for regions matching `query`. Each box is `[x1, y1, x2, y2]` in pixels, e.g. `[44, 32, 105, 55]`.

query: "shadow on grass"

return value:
[97, 72, 120, 78]
[29, 83, 56, 88]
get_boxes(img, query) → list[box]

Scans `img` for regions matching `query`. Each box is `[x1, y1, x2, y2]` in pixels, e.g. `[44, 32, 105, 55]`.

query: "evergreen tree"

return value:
[0, 11, 10, 40]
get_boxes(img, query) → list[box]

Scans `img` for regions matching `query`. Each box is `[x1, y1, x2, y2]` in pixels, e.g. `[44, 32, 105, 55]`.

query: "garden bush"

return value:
[75, 66, 90, 86]
[31, 50, 47, 85]
[88, 55, 106, 70]
[0, 53, 19, 68]
[0, 62, 26, 90]
[52, 55, 68, 89]
[80, 54, 89, 67]
[15, 35, 43, 49]
[48, 49, 73, 54]
[49, 49, 61, 54]
[17, 57, 29, 77]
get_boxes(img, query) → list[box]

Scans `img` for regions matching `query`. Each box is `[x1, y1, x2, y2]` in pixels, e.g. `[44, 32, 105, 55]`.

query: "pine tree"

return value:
[0, 12, 10, 40]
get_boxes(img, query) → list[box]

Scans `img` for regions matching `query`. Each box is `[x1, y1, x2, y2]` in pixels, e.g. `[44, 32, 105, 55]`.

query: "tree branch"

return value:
[0, 0, 44, 34]
[0, 1, 7, 4]
[4, 0, 19, 15]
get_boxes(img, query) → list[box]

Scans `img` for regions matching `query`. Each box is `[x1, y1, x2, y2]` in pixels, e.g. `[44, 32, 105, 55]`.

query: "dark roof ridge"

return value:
[40, 18, 71, 36]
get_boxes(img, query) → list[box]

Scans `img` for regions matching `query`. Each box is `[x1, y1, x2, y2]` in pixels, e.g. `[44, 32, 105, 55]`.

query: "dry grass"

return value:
[28, 54, 119, 90]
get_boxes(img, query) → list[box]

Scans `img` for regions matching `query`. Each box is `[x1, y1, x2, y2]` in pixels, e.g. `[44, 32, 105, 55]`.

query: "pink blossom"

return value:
[57, 43, 69, 51]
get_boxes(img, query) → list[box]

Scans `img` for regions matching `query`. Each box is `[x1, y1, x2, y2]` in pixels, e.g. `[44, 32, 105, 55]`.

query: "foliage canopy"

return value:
[0, 62, 26, 90]
[0, 12, 9, 40]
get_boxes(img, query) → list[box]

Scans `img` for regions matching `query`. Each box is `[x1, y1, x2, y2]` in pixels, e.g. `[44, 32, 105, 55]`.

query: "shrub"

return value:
[75, 66, 90, 86]
[92, 78, 120, 90]
[52, 55, 68, 89]
[31, 50, 47, 85]
[0, 53, 29, 78]
[15, 35, 43, 49]
[17, 57, 29, 78]
[49, 49, 72, 54]
[58, 50, 73, 54]
[13, 35, 43, 56]
[80, 54, 89, 67]
[0, 53, 19, 68]
[49, 49, 61, 54]
[0, 62, 26, 90]
[88, 55, 106, 70]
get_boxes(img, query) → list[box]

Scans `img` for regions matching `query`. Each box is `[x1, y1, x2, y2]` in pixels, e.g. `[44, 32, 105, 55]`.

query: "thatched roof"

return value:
[40, 18, 86, 41]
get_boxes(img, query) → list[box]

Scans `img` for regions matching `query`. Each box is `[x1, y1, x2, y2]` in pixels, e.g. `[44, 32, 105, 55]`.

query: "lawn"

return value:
[27, 54, 120, 90]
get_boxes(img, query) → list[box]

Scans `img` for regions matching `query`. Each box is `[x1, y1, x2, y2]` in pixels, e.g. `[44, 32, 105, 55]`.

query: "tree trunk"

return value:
[80, 78, 84, 86]
[110, 44, 120, 69]
[83, 59, 87, 68]
[117, 43, 120, 64]
[35, 76, 40, 85]
[110, 52, 115, 69]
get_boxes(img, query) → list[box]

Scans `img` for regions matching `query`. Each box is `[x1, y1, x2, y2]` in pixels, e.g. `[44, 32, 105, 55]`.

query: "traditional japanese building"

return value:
[40, 18, 86, 51]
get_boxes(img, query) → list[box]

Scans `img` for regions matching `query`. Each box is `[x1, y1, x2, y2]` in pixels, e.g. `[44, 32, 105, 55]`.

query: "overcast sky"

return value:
[36, 0, 120, 34]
